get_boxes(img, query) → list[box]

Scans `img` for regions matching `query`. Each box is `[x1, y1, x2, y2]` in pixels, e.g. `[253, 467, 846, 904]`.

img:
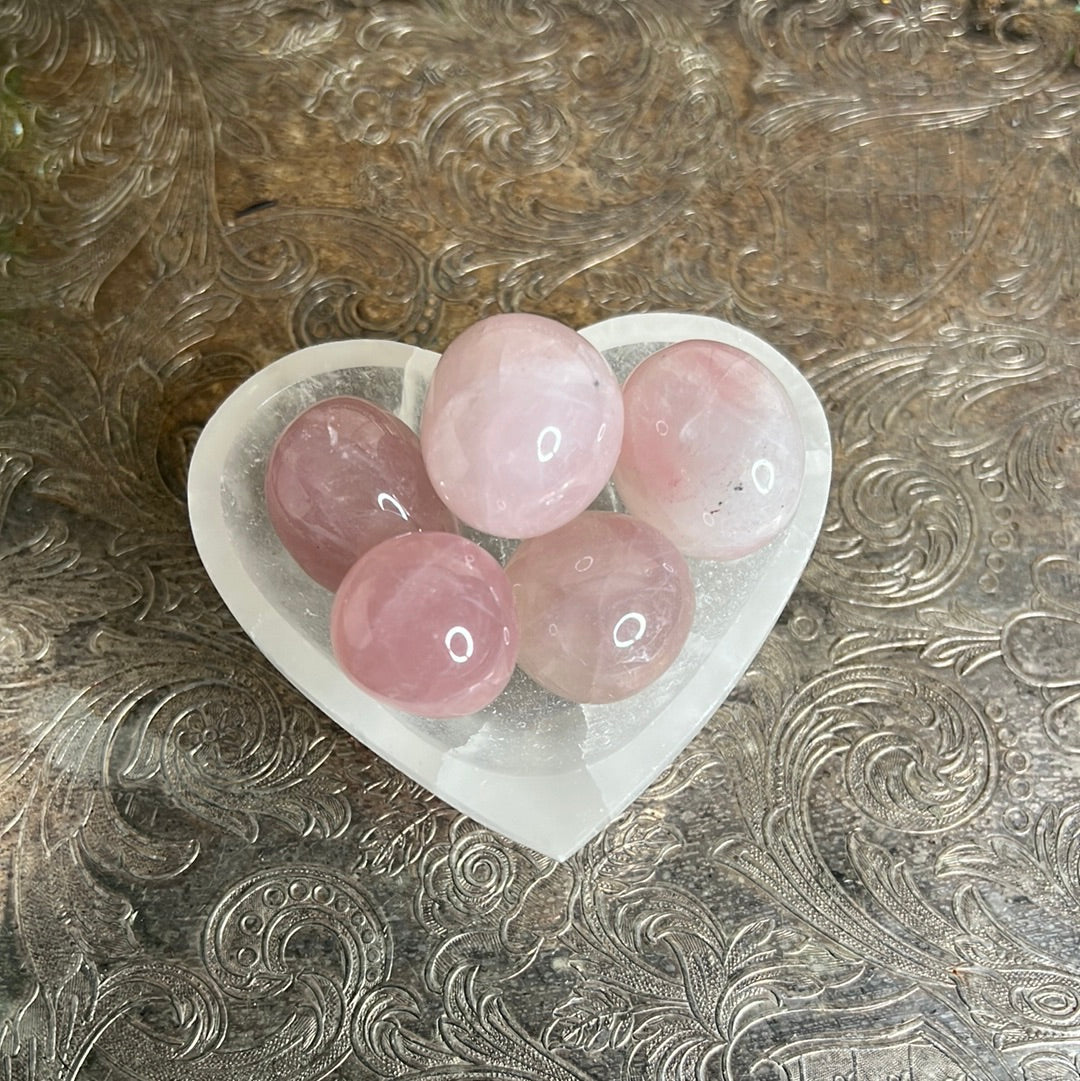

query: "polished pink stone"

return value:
[613, 340, 805, 560]
[505, 511, 694, 704]
[265, 396, 456, 591]
[331, 532, 518, 718]
[420, 313, 624, 538]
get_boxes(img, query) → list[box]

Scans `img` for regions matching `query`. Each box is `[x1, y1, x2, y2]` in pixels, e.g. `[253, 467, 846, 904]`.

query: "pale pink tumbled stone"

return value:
[331, 532, 518, 719]
[420, 313, 624, 538]
[265, 396, 457, 591]
[614, 340, 805, 560]
[505, 511, 694, 704]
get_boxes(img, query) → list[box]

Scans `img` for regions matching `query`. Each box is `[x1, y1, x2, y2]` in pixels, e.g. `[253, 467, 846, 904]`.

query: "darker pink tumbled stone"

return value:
[265, 396, 456, 591]
[505, 511, 694, 704]
[614, 340, 805, 560]
[331, 532, 518, 718]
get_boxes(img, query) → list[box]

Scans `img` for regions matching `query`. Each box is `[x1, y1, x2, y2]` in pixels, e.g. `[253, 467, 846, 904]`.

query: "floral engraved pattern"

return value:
[2, 0, 1080, 1079]
[852, 0, 966, 62]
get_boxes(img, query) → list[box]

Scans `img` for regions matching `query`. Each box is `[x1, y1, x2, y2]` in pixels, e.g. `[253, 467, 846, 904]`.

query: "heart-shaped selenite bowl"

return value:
[188, 313, 831, 859]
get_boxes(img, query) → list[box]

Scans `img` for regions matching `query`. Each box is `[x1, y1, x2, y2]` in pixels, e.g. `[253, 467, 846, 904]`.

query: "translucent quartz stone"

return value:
[613, 340, 805, 561]
[331, 532, 518, 719]
[505, 511, 694, 704]
[420, 313, 624, 538]
[265, 396, 456, 591]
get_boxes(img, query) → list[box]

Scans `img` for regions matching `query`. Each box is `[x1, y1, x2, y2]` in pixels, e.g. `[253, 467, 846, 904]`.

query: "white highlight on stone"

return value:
[377, 491, 410, 520]
[612, 612, 647, 648]
[444, 625, 475, 663]
[536, 425, 562, 462]
[751, 458, 776, 495]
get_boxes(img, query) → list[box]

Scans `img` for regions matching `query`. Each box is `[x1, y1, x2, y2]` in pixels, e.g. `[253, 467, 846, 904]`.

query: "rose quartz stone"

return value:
[614, 340, 805, 560]
[505, 511, 694, 704]
[420, 313, 624, 538]
[265, 396, 456, 591]
[331, 532, 518, 718]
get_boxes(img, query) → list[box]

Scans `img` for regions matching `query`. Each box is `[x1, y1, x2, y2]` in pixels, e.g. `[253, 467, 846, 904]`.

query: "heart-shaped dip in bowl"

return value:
[187, 313, 831, 859]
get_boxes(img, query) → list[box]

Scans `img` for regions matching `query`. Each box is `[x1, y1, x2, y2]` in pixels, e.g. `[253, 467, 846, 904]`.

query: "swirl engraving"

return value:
[117, 660, 352, 844]
[710, 657, 997, 992]
[416, 818, 572, 986]
[810, 456, 977, 608]
[839, 672, 995, 834]
[82, 869, 390, 1080]
[781, 664, 997, 835]
[1004, 400, 1080, 505]
[204, 866, 389, 1000]
[997, 555, 1080, 754]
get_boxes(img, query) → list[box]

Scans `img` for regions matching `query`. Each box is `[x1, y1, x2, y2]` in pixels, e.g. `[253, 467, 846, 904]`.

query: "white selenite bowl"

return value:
[188, 313, 831, 860]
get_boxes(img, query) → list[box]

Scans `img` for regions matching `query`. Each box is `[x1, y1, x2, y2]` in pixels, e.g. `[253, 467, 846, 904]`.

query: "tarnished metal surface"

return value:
[2, 1, 1079, 1077]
